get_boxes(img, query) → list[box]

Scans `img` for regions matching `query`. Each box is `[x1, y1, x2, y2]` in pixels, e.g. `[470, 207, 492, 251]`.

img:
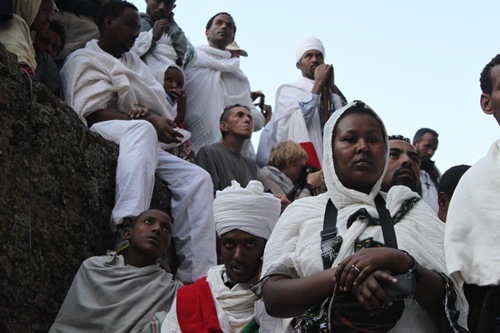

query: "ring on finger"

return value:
[351, 264, 361, 274]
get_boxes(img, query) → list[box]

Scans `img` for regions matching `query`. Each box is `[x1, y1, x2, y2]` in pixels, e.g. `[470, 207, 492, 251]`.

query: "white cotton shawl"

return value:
[50, 252, 181, 333]
[161, 265, 257, 333]
[267, 77, 324, 166]
[445, 139, 500, 288]
[60, 40, 173, 125]
[183, 45, 262, 154]
[131, 29, 176, 62]
[261, 101, 469, 332]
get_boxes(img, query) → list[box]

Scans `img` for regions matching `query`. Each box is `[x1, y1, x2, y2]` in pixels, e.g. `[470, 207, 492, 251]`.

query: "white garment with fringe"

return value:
[445, 139, 500, 288]
[261, 101, 469, 332]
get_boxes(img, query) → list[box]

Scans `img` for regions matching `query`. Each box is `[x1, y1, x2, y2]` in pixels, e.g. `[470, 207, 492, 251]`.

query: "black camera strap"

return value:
[321, 194, 397, 270]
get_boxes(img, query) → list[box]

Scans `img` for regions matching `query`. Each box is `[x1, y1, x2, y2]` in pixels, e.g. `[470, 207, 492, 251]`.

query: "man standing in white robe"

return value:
[59, 0, 216, 284]
[257, 37, 347, 169]
[445, 53, 500, 333]
[183, 12, 264, 156]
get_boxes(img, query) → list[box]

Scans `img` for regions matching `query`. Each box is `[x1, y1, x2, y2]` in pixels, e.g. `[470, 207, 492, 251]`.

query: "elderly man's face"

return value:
[219, 230, 266, 284]
[382, 139, 420, 192]
[296, 49, 324, 80]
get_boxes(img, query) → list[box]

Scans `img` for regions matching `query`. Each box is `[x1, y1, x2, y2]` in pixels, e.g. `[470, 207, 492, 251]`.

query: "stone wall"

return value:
[0, 44, 170, 332]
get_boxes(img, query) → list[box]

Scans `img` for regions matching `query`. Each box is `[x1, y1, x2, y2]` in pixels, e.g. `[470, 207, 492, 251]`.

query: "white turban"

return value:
[295, 37, 326, 63]
[213, 180, 281, 240]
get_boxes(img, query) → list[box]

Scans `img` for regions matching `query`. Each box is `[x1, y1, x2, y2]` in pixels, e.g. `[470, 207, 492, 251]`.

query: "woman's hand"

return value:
[334, 248, 412, 292]
[353, 270, 397, 311]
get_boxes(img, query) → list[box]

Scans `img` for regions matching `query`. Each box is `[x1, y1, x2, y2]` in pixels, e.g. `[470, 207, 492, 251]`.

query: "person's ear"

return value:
[220, 121, 228, 132]
[103, 16, 114, 30]
[124, 228, 132, 240]
[437, 192, 448, 209]
[205, 29, 210, 41]
[296, 61, 300, 70]
[481, 93, 493, 116]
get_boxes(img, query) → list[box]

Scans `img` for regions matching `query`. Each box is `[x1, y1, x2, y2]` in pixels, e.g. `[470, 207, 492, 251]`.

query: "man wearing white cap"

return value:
[257, 37, 347, 169]
[161, 181, 283, 333]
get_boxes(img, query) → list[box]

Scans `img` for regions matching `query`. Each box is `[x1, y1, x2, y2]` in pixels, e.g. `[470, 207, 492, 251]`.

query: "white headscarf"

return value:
[295, 37, 326, 63]
[213, 180, 280, 240]
[261, 100, 469, 332]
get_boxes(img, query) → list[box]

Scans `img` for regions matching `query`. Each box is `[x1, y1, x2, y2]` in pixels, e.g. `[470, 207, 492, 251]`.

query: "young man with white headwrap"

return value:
[257, 37, 347, 169]
[161, 180, 287, 333]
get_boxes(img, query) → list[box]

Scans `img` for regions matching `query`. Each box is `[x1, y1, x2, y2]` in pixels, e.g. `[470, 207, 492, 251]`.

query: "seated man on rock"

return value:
[162, 181, 284, 332]
[59, 0, 216, 284]
[50, 209, 182, 333]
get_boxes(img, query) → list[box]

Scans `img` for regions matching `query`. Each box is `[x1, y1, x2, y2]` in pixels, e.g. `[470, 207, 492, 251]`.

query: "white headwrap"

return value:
[295, 37, 326, 63]
[213, 180, 280, 239]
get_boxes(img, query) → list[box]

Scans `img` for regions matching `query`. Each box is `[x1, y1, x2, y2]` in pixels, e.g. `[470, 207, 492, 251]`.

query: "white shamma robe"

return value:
[183, 45, 263, 154]
[445, 139, 500, 288]
[261, 101, 469, 332]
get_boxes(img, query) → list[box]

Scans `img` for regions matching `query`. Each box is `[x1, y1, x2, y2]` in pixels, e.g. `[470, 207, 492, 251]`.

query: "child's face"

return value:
[163, 67, 184, 98]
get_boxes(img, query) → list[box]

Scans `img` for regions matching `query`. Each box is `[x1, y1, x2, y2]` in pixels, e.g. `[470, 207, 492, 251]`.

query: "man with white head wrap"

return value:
[256, 37, 347, 169]
[161, 180, 286, 333]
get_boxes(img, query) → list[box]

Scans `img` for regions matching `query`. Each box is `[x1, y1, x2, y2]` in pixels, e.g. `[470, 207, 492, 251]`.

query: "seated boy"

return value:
[50, 209, 182, 333]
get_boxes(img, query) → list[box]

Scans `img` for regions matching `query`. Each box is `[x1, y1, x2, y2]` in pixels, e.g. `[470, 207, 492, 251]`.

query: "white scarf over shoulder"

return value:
[268, 77, 324, 165]
[261, 101, 468, 332]
[60, 40, 173, 125]
[50, 252, 181, 333]
[183, 45, 257, 153]
[445, 139, 500, 288]
[161, 265, 257, 333]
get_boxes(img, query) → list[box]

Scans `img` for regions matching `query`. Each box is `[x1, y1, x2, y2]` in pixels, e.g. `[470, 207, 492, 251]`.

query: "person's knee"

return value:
[128, 120, 157, 143]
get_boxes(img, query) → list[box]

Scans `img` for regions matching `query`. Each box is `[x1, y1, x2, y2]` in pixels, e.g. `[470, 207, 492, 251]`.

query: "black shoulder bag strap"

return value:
[321, 194, 397, 270]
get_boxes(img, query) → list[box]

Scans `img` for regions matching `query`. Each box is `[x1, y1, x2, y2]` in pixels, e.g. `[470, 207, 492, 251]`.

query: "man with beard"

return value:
[413, 128, 440, 212]
[381, 135, 420, 193]
[256, 37, 347, 169]
[135, 0, 186, 66]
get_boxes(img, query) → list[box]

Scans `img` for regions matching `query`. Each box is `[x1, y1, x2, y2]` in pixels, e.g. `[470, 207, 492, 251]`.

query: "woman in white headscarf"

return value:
[259, 100, 468, 332]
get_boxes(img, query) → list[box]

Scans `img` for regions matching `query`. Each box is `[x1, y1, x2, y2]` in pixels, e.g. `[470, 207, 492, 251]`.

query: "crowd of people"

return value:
[2, 0, 500, 332]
